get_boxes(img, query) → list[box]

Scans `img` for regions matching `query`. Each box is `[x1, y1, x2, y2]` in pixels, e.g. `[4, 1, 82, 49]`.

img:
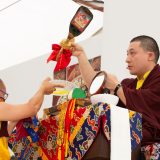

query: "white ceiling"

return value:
[0, 0, 19, 8]
[0, 0, 103, 70]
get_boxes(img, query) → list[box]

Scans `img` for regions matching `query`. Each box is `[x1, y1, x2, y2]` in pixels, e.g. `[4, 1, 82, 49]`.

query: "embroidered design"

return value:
[8, 100, 142, 160]
[141, 143, 160, 160]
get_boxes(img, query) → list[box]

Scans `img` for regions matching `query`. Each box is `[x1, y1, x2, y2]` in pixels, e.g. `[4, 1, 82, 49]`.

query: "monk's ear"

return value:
[148, 52, 155, 61]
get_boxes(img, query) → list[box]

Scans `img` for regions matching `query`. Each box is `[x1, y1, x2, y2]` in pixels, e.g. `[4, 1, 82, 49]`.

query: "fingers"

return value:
[53, 83, 65, 88]
[44, 77, 51, 81]
[71, 42, 76, 47]
[53, 87, 56, 92]
[70, 46, 75, 52]
[70, 43, 85, 58]
[71, 43, 81, 49]
[70, 43, 76, 52]
[43, 78, 65, 88]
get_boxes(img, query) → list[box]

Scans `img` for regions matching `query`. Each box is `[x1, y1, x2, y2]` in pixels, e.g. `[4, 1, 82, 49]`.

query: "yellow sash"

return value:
[136, 71, 151, 89]
[0, 137, 10, 160]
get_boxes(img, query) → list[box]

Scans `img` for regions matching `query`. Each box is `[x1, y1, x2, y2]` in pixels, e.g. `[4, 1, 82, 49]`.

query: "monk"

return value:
[71, 35, 160, 160]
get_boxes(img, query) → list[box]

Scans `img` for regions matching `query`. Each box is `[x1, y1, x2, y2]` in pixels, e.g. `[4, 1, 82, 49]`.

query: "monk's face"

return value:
[126, 41, 153, 78]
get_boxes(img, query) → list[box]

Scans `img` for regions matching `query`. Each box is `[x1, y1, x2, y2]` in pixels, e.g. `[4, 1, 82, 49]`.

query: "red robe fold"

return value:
[118, 64, 160, 146]
[0, 121, 9, 137]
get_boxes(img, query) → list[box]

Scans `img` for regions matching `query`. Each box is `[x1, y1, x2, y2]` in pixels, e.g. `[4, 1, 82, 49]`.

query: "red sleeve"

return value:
[122, 78, 160, 128]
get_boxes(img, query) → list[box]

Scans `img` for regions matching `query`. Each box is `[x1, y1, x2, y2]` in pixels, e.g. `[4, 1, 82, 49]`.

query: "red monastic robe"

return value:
[118, 64, 160, 146]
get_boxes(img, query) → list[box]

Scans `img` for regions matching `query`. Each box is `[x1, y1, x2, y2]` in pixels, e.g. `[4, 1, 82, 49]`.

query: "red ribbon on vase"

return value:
[47, 39, 74, 72]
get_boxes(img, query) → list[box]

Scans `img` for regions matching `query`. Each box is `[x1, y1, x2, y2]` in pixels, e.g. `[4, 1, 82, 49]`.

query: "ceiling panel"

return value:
[0, 0, 21, 11]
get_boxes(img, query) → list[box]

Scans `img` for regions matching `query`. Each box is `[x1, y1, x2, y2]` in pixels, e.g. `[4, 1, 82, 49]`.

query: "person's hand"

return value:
[104, 73, 119, 93]
[40, 77, 65, 95]
[71, 43, 86, 58]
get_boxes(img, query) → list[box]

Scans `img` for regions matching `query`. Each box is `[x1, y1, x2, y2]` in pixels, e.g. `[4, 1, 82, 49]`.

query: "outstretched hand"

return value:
[40, 77, 65, 95]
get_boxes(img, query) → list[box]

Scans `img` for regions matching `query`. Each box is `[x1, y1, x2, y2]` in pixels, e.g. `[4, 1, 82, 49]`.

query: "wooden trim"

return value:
[72, 0, 104, 12]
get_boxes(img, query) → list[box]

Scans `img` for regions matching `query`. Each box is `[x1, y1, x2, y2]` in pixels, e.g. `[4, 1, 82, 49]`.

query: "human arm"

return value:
[122, 79, 160, 115]
[105, 72, 160, 123]
[0, 77, 64, 121]
[71, 43, 97, 87]
[104, 73, 126, 105]
[71, 43, 126, 101]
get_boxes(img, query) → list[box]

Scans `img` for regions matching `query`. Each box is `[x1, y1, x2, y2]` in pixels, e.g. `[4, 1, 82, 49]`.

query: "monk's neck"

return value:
[137, 64, 156, 80]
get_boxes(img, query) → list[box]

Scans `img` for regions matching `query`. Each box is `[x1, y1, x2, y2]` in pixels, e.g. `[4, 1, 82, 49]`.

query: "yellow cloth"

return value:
[136, 71, 151, 89]
[0, 137, 10, 160]
[52, 88, 69, 96]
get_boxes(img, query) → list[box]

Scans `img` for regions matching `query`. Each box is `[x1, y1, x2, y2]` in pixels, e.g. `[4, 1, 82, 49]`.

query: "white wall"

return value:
[103, 0, 160, 80]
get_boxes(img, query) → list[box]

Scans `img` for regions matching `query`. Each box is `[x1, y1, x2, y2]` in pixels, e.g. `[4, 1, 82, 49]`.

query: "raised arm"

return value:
[0, 77, 64, 121]
[71, 43, 97, 87]
[103, 73, 126, 105]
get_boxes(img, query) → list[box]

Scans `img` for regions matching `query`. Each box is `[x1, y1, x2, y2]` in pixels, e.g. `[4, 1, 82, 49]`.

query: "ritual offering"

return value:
[52, 80, 78, 96]
[68, 5, 94, 38]
[68, 87, 87, 99]
[47, 6, 93, 72]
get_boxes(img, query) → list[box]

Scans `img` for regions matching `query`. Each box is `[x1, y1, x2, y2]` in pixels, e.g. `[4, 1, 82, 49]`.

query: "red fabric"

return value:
[38, 117, 58, 159]
[118, 64, 160, 146]
[38, 105, 86, 160]
[47, 44, 72, 72]
[0, 121, 9, 137]
[16, 119, 31, 141]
